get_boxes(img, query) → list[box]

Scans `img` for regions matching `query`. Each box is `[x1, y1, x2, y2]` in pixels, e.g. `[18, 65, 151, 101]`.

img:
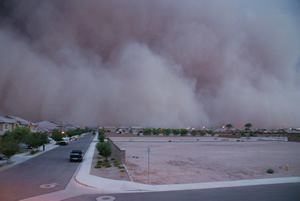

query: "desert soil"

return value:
[110, 137, 300, 185]
[89, 148, 130, 181]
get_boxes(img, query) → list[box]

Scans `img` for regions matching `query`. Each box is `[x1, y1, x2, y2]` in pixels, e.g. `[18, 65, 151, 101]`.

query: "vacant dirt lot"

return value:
[111, 137, 300, 184]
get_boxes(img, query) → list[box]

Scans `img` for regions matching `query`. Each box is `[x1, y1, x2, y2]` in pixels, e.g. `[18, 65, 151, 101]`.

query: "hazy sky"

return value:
[0, 0, 299, 128]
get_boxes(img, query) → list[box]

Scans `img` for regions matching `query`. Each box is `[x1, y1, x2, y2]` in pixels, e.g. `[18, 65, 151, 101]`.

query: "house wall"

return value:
[0, 123, 15, 132]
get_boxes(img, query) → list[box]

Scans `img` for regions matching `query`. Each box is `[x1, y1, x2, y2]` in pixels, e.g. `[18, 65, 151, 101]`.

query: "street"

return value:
[0, 133, 94, 201]
[64, 182, 300, 201]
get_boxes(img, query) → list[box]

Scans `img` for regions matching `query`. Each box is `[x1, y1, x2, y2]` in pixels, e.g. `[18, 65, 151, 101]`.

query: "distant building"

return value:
[117, 126, 130, 134]
[131, 126, 144, 134]
[103, 126, 117, 133]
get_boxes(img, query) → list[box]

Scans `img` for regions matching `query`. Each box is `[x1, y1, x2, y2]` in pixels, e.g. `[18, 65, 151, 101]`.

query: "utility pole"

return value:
[145, 147, 151, 184]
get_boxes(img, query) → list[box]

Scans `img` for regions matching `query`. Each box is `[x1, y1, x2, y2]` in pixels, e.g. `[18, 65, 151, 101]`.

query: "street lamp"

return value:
[145, 147, 151, 184]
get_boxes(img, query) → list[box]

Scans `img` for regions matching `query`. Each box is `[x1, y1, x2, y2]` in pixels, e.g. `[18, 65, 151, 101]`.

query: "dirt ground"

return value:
[110, 137, 300, 185]
[90, 148, 130, 181]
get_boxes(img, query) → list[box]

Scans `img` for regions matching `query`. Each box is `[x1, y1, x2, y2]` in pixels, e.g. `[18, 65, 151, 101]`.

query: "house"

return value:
[117, 126, 130, 134]
[0, 116, 17, 136]
[103, 126, 117, 133]
[37, 121, 60, 130]
[6, 115, 38, 131]
[131, 126, 144, 134]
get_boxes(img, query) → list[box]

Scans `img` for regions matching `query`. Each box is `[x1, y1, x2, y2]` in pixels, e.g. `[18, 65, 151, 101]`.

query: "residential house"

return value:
[0, 116, 17, 136]
[6, 115, 38, 131]
[131, 126, 144, 134]
[37, 121, 60, 130]
[117, 126, 130, 134]
[103, 126, 117, 133]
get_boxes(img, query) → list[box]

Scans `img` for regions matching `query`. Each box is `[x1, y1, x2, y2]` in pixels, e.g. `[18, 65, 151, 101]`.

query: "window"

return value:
[4, 123, 8, 130]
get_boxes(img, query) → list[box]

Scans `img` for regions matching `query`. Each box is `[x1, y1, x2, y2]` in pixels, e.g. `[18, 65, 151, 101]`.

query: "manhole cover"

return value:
[39, 183, 57, 188]
[96, 196, 116, 201]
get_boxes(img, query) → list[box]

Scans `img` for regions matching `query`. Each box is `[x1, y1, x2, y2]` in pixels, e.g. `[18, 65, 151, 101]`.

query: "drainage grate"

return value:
[39, 183, 57, 188]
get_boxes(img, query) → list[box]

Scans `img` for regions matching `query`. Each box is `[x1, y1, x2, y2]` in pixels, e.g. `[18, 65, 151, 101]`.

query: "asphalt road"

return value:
[0, 133, 94, 201]
[64, 182, 300, 201]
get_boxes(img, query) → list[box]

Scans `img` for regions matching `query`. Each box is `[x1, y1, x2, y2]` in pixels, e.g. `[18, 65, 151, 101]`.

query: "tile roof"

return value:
[6, 115, 31, 125]
[0, 116, 17, 123]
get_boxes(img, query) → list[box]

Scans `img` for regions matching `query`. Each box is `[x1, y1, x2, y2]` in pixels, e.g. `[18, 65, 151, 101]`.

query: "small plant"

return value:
[120, 169, 126, 173]
[30, 150, 39, 155]
[267, 168, 274, 174]
[94, 164, 101, 168]
[104, 163, 112, 168]
[111, 158, 115, 161]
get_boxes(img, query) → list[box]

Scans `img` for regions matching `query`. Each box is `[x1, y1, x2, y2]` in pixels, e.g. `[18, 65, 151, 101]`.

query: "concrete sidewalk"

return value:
[0, 141, 58, 171]
[75, 134, 300, 193]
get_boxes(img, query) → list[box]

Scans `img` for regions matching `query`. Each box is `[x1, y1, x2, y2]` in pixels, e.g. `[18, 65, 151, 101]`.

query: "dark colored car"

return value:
[0, 153, 7, 160]
[70, 150, 83, 162]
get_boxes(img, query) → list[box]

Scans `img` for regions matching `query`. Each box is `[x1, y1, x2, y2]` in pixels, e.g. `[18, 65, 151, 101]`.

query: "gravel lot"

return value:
[111, 137, 300, 184]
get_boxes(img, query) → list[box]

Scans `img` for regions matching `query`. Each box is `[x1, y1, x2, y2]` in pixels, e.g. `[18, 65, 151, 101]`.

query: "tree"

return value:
[96, 142, 112, 160]
[143, 128, 152, 136]
[11, 126, 30, 143]
[172, 129, 180, 135]
[180, 129, 188, 136]
[24, 132, 49, 150]
[225, 124, 233, 129]
[98, 133, 105, 143]
[191, 130, 197, 136]
[0, 132, 19, 163]
[51, 129, 63, 141]
[66, 129, 76, 137]
[163, 128, 171, 136]
[153, 128, 160, 135]
[200, 130, 206, 136]
[244, 123, 252, 130]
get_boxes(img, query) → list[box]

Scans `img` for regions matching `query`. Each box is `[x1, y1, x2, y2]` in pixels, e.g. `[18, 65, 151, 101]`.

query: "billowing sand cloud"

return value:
[0, 0, 299, 128]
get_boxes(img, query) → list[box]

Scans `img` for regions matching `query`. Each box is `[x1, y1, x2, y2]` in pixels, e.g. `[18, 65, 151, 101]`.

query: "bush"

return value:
[120, 169, 126, 173]
[267, 168, 274, 174]
[30, 150, 39, 155]
[104, 163, 112, 168]
[94, 164, 101, 168]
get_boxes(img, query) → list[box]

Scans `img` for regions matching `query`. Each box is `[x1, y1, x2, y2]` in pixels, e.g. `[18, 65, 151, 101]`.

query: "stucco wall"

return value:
[107, 138, 126, 164]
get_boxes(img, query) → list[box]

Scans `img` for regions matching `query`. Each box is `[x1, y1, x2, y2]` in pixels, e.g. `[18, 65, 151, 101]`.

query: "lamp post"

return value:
[145, 147, 151, 184]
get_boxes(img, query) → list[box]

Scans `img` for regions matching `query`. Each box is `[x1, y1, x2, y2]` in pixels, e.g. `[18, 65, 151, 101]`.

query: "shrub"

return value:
[94, 164, 101, 168]
[267, 168, 274, 174]
[111, 158, 115, 161]
[120, 169, 126, 173]
[104, 163, 112, 168]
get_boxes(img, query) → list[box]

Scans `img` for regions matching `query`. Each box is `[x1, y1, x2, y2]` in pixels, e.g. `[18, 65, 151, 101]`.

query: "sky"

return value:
[0, 0, 299, 129]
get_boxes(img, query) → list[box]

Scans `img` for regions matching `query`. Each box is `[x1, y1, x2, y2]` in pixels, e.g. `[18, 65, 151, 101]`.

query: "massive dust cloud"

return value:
[0, 0, 299, 128]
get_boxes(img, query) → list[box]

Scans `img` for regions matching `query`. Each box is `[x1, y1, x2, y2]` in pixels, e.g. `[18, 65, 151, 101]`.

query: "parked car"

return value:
[70, 150, 83, 162]
[59, 140, 68, 145]
[0, 153, 7, 160]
